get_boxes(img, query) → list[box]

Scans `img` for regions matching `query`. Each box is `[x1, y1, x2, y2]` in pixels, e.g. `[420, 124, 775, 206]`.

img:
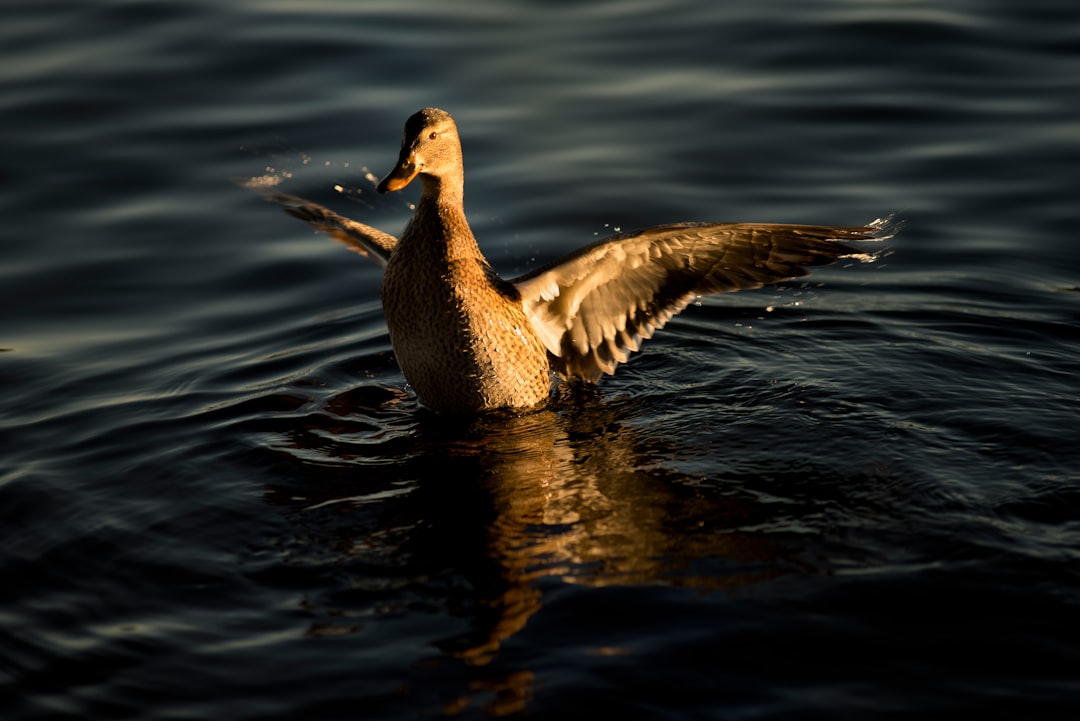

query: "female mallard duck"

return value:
[252, 107, 896, 415]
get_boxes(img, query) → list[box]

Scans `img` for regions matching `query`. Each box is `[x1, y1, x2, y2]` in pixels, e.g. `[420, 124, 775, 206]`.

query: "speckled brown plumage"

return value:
[247, 107, 899, 414]
[379, 180, 552, 414]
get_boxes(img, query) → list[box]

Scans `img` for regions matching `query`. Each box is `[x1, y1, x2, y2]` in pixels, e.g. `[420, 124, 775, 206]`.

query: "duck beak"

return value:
[377, 148, 420, 193]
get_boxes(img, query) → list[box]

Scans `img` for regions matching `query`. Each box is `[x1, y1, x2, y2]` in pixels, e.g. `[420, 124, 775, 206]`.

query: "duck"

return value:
[249, 107, 896, 415]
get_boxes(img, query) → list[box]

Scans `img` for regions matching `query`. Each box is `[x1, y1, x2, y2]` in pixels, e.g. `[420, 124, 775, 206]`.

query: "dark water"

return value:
[3, 0, 1080, 718]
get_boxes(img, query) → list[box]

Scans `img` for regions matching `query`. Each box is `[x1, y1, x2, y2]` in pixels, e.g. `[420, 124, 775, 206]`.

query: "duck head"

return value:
[377, 107, 463, 194]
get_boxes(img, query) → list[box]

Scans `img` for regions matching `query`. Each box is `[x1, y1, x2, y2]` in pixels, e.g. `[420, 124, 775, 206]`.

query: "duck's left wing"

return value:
[244, 187, 397, 267]
[512, 217, 897, 382]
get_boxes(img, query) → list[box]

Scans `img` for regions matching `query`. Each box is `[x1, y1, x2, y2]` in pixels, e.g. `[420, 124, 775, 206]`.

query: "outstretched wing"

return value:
[513, 217, 898, 382]
[243, 185, 397, 266]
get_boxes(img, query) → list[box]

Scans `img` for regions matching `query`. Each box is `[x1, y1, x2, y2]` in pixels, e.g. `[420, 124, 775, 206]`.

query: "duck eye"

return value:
[428, 131, 437, 140]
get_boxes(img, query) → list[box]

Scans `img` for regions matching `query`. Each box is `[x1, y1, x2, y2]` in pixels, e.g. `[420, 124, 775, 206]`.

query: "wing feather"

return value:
[241, 184, 397, 266]
[513, 217, 898, 382]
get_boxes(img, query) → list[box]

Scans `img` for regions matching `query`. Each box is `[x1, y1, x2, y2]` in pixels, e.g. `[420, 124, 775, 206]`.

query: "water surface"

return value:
[2, 1, 1079, 718]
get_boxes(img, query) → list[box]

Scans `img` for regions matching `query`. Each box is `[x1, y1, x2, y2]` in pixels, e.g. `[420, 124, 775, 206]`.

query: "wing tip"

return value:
[865, 212, 905, 241]
[836, 212, 904, 263]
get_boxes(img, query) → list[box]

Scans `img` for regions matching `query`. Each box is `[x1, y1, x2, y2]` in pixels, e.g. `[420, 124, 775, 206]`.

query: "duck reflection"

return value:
[263, 388, 782, 671]
[408, 399, 780, 667]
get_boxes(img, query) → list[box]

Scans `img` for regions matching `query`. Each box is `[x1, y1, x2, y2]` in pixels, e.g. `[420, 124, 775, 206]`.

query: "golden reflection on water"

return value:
[410, 403, 782, 665]
[264, 393, 785, 714]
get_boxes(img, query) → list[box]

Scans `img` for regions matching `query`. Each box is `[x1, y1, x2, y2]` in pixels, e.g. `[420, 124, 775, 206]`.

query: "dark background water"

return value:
[3, 1, 1079, 718]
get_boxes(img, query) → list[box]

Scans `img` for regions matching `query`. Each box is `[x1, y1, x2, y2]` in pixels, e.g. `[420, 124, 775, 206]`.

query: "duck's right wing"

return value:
[244, 186, 397, 267]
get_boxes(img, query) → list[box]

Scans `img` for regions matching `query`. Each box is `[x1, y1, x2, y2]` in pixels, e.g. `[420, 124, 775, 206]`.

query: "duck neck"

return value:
[410, 174, 479, 262]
